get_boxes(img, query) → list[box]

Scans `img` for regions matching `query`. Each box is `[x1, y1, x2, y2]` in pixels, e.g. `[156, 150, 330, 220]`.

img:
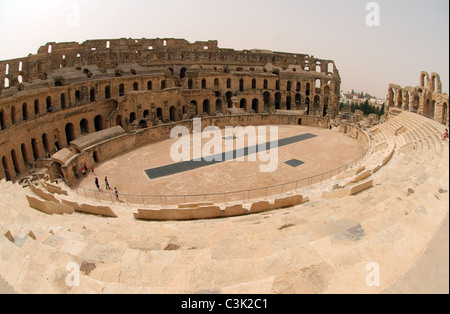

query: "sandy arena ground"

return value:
[76, 125, 365, 201]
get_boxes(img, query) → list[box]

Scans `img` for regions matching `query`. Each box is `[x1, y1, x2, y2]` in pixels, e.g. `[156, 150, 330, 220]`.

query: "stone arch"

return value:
[119, 84, 125, 96]
[2, 156, 11, 181]
[263, 91, 271, 112]
[10, 106, 16, 124]
[22, 103, 28, 121]
[203, 99, 210, 115]
[275, 92, 282, 110]
[65, 123, 75, 146]
[240, 98, 247, 111]
[129, 112, 136, 124]
[442, 102, 448, 125]
[116, 115, 123, 127]
[170, 106, 177, 122]
[420, 72, 429, 89]
[252, 98, 259, 113]
[42, 133, 50, 155]
[94, 115, 104, 131]
[21, 143, 29, 167]
[156, 108, 163, 121]
[31, 138, 39, 160]
[216, 99, 223, 114]
[0, 109, 4, 129]
[286, 96, 292, 110]
[80, 118, 89, 135]
[11, 149, 20, 175]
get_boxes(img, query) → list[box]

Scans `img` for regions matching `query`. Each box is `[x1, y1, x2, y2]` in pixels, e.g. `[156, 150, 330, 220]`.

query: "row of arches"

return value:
[388, 87, 448, 124]
[1, 72, 336, 131]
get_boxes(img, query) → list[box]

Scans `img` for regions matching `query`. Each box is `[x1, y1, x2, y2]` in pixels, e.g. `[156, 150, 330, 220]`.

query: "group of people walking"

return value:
[82, 163, 119, 201]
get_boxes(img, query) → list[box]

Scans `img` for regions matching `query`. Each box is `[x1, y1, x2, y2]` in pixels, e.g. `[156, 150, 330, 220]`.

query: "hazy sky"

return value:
[0, 0, 448, 98]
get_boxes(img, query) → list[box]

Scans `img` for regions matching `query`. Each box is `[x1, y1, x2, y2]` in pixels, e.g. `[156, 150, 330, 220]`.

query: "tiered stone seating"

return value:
[0, 111, 448, 294]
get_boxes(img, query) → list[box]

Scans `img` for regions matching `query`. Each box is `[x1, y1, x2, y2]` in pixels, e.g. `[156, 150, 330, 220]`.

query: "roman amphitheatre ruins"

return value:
[0, 38, 448, 294]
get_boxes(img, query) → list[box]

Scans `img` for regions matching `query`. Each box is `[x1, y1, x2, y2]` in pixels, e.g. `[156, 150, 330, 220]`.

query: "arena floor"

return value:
[76, 125, 366, 201]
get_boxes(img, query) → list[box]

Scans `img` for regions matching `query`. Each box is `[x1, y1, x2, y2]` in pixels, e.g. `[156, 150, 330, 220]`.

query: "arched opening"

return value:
[188, 79, 193, 89]
[190, 101, 198, 116]
[21, 144, 29, 167]
[252, 79, 256, 89]
[214, 78, 220, 89]
[31, 138, 39, 160]
[431, 75, 437, 92]
[116, 115, 123, 127]
[180, 68, 187, 79]
[22, 103, 28, 121]
[34, 100, 40, 115]
[295, 94, 301, 109]
[80, 119, 89, 135]
[133, 82, 139, 91]
[287, 81, 291, 92]
[105, 85, 111, 99]
[156, 108, 163, 121]
[129, 112, 136, 124]
[93, 151, 99, 163]
[94, 115, 104, 131]
[202, 79, 207, 89]
[327, 63, 334, 74]
[323, 103, 328, 117]
[306, 97, 310, 115]
[147, 81, 153, 91]
[298, 118, 302, 125]
[161, 80, 166, 90]
[420, 73, 427, 88]
[10, 106, 16, 124]
[203, 100, 210, 115]
[42, 134, 50, 155]
[46, 96, 52, 112]
[296, 82, 301, 92]
[263, 79, 268, 90]
[240, 98, 247, 111]
[11, 150, 20, 175]
[90, 88, 96, 102]
[275, 80, 280, 90]
[239, 79, 244, 92]
[412, 94, 420, 112]
[286, 96, 292, 110]
[252, 99, 259, 113]
[0, 109, 4, 129]
[404, 91, 410, 110]
[314, 95, 321, 113]
[226, 92, 233, 108]
[397, 90, 403, 108]
[65, 123, 75, 146]
[442, 102, 448, 125]
[275, 92, 281, 110]
[263, 92, 271, 112]
[306, 83, 311, 96]
[227, 78, 232, 89]
[60, 93, 66, 109]
[216, 99, 223, 114]
[119, 84, 125, 97]
[2, 156, 11, 181]
[170, 106, 177, 122]
[143, 110, 150, 119]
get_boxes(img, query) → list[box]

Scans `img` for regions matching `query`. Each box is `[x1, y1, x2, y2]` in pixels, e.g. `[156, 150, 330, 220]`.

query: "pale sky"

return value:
[0, 0, 448, 98]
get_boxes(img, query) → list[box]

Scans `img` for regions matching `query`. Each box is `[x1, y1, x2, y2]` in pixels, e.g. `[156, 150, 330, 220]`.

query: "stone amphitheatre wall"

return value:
[0, 38, 341, 181]
[386, 71, 449, 126]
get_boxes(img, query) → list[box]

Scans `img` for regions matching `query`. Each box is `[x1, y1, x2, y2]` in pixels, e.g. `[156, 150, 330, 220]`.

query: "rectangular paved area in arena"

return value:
[145, 133, 317, 179]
